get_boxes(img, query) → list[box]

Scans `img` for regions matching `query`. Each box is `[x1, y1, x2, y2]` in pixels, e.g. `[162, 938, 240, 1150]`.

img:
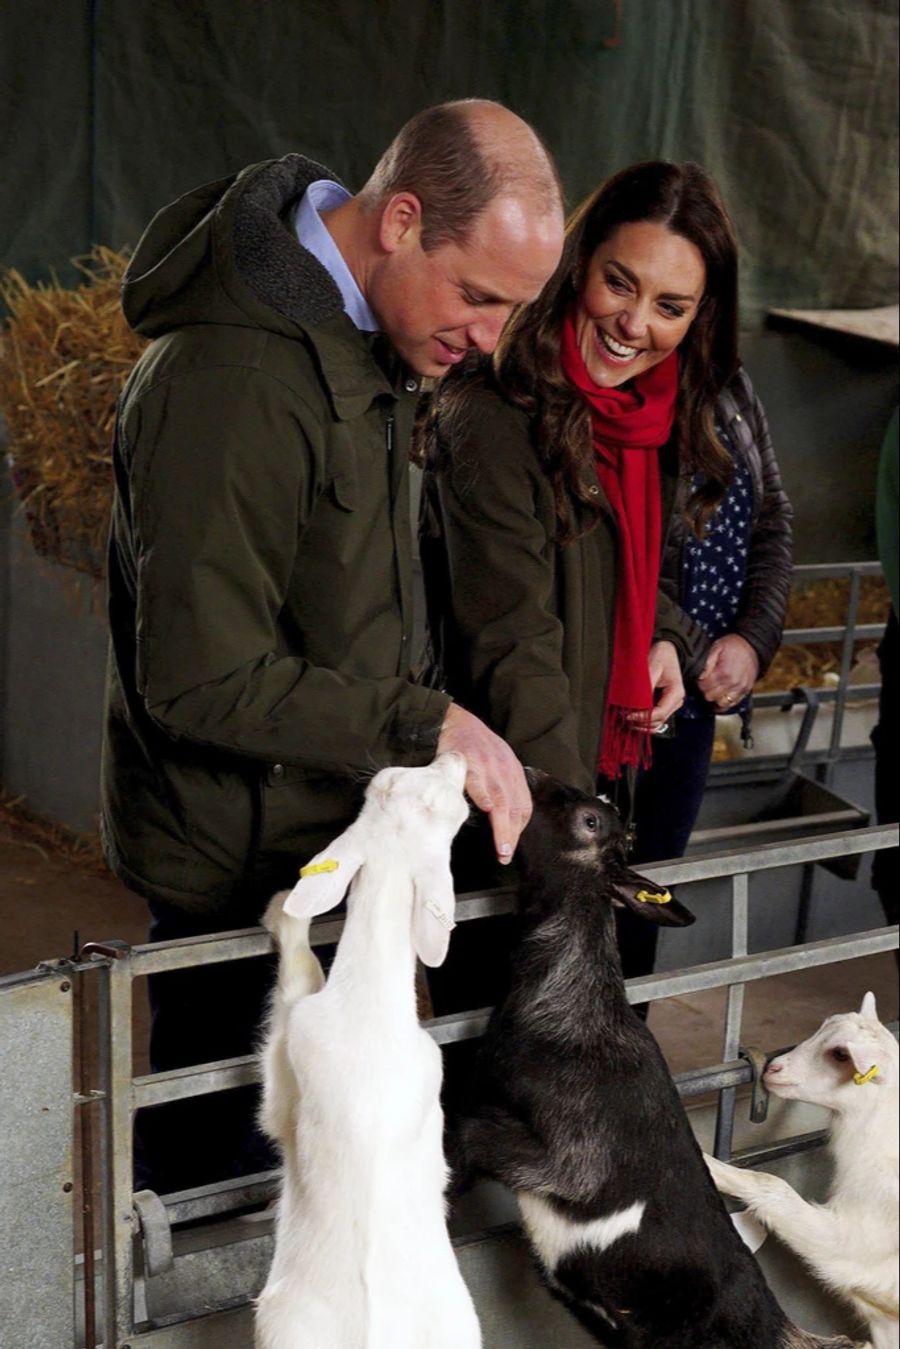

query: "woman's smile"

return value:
[595, 327, 644, 363]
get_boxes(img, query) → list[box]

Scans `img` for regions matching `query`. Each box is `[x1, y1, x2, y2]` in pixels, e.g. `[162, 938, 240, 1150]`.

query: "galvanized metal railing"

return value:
[734, 560, 887, 780]
[73, 821, 898, 1347]
[2, 558, 888, 1343]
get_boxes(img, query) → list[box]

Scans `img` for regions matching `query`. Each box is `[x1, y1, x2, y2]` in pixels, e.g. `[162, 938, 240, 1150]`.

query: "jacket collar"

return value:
[300, 316, 399, 421]
[226, 157, 401, 419]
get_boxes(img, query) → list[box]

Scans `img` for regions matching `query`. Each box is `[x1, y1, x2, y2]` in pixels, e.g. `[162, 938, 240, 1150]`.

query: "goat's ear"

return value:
[608, 865, 695, 928]
[411, 852, 457, 968]
[283, 828, 365, 919]
[844, 1034, 892, 1087]
[860, 991, 879, 1023]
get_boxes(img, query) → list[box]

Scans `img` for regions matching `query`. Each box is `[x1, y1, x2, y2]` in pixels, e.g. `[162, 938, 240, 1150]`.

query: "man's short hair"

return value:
[361, 100, 561, 252]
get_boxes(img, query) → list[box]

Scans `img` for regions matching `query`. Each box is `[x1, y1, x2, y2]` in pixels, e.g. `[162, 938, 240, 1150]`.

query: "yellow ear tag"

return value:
[636, 888, 672, 905]
[300, 858, 340, 878]
[853, 1064, 880, 1086]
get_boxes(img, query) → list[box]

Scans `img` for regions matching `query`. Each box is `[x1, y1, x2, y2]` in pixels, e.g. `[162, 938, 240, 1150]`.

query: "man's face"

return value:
[369, 194, 564, 378]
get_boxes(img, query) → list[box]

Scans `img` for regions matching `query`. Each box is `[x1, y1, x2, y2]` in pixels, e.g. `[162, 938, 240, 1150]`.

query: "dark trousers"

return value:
[617, 713, 717, 982]
[872, 608, 898, 931]
[133, 895, 279, 1195]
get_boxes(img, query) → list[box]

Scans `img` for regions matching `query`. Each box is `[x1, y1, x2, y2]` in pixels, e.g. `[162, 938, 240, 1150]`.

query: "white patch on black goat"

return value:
[518, 1192, 646, 1271]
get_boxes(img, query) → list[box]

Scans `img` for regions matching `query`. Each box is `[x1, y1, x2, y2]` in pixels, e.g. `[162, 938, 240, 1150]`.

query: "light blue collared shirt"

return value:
[294, 180, 379, 332]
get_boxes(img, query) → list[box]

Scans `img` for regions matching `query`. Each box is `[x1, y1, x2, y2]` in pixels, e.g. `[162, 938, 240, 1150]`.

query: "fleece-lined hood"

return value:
[122, 155, 351, 340]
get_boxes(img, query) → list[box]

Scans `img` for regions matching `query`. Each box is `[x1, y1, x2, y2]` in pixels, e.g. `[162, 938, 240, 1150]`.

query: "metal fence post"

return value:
[92, 945, 136, 1347]
[714, 871, 749, 1159]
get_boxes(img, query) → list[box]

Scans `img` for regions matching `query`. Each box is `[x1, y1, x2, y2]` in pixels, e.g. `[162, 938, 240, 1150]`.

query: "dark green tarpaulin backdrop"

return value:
[4, 0, 899, 322]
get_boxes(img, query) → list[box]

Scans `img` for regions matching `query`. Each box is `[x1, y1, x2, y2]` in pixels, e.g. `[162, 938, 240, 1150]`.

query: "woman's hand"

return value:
[696, 634, 760, 711]
[647, 640, 685, 727]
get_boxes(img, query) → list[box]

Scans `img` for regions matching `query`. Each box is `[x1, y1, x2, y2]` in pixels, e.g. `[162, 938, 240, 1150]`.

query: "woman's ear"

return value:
[284, 827, 365, 919]
[411, 853, 458, 968]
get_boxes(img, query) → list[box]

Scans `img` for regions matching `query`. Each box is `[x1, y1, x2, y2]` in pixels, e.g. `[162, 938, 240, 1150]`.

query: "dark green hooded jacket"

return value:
[101, 155, 450, 914]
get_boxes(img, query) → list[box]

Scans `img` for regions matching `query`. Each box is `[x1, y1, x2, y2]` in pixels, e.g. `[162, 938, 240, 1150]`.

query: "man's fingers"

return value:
[473, 781, 532, 865]
[438, 704, 531, 863]
[487, 803, 515, 863]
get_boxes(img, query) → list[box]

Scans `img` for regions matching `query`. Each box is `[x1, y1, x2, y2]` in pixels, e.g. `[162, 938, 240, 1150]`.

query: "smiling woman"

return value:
[421, 161, 742, 792]
[419, 160, 791, 983]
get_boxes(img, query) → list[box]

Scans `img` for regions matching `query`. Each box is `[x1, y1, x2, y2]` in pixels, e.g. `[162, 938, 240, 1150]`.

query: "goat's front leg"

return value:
[456, 1108, 555, 1195]
[705, 1155, 842, 1270]
[258, 899, 325, 1151]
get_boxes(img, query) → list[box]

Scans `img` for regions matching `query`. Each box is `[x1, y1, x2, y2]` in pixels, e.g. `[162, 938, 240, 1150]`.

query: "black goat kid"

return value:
[454, 772, 856, 1349]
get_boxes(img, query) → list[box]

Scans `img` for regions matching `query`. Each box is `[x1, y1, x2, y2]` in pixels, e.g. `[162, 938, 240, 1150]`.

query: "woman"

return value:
[420, 161, 792, 983]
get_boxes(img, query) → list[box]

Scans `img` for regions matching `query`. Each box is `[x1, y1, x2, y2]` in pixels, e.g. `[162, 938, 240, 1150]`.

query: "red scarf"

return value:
[559, 310, 678, 778]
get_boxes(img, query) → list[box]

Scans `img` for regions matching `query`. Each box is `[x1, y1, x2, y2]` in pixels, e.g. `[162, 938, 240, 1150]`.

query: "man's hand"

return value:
[437, 703, 532, 865]
[647, 639, 685, 726]
[697, 634, 759, 712]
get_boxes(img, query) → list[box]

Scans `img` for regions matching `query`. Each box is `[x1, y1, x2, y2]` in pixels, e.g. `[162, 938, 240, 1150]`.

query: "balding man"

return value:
[103, 100, 564, 1192]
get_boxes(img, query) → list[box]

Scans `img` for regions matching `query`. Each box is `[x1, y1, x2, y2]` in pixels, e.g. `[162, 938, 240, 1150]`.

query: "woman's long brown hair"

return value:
[422, 161, 740, 543]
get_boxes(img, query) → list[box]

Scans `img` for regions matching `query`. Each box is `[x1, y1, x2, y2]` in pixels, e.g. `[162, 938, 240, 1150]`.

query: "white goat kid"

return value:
[706, 993, 899, 1349]
[255, 752, 482, 1349]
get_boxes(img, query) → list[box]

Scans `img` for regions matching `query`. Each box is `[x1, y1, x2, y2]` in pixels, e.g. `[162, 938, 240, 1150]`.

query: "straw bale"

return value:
[0, 788, 108, 877]
[0, 247, 146, 579]
[757, 575, 889, 693]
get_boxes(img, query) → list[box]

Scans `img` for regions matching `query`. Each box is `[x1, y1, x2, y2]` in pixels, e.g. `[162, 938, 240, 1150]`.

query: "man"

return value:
[102, 100, 564, 1191]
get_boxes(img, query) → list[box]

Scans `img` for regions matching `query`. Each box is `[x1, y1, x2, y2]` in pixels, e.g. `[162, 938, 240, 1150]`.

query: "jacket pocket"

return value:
[326, 423, 359, 511]
[330, 466, 358, 511]
[256, 766, 362, 860]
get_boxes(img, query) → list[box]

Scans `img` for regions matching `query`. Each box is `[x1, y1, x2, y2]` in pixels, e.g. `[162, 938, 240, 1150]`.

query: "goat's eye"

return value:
[582, 813, 599, 832]
[831, 1047, 850, 1063]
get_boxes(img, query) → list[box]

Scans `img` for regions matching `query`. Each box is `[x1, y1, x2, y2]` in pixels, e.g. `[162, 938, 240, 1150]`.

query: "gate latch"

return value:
[133, 1189, 175, 1277]
[739, 1045, 771, 1124]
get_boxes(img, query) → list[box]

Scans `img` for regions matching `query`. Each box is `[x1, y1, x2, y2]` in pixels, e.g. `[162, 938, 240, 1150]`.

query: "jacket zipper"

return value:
[385, 413, 411, 667]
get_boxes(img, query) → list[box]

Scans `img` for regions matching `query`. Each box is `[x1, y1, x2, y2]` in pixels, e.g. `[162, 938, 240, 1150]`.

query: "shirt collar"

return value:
[294, 180, 379, 333]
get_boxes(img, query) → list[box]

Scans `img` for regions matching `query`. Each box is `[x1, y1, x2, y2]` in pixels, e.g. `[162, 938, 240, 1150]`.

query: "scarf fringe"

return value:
[598, 705, 653, 781]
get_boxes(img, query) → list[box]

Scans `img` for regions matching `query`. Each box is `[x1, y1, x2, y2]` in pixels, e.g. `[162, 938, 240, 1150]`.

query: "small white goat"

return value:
[255, 752, 482, 1349]
[707, 993, 899, 1349]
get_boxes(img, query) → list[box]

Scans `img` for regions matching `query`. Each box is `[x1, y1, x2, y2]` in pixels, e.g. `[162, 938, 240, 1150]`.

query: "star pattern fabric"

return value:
[680, 425, 752, 720]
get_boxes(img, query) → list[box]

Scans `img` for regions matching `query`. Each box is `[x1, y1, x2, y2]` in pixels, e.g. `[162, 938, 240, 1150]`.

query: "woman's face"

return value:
[573, 220, 706, 388]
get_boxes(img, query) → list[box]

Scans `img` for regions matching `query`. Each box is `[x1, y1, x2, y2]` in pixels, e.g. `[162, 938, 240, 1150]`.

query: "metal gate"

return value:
[1, 823, 895, 1348]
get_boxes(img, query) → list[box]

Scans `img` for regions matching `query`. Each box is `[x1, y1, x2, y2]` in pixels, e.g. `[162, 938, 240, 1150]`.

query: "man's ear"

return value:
[608, 866, 695, 928]
[378, 191, 424, 253]
[411, 853, 458, 969]
[284, 827, 365, 920]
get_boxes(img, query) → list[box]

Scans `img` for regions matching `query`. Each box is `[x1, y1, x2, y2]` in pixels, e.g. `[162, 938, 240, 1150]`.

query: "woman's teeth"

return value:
[598, 330, 641, 360]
